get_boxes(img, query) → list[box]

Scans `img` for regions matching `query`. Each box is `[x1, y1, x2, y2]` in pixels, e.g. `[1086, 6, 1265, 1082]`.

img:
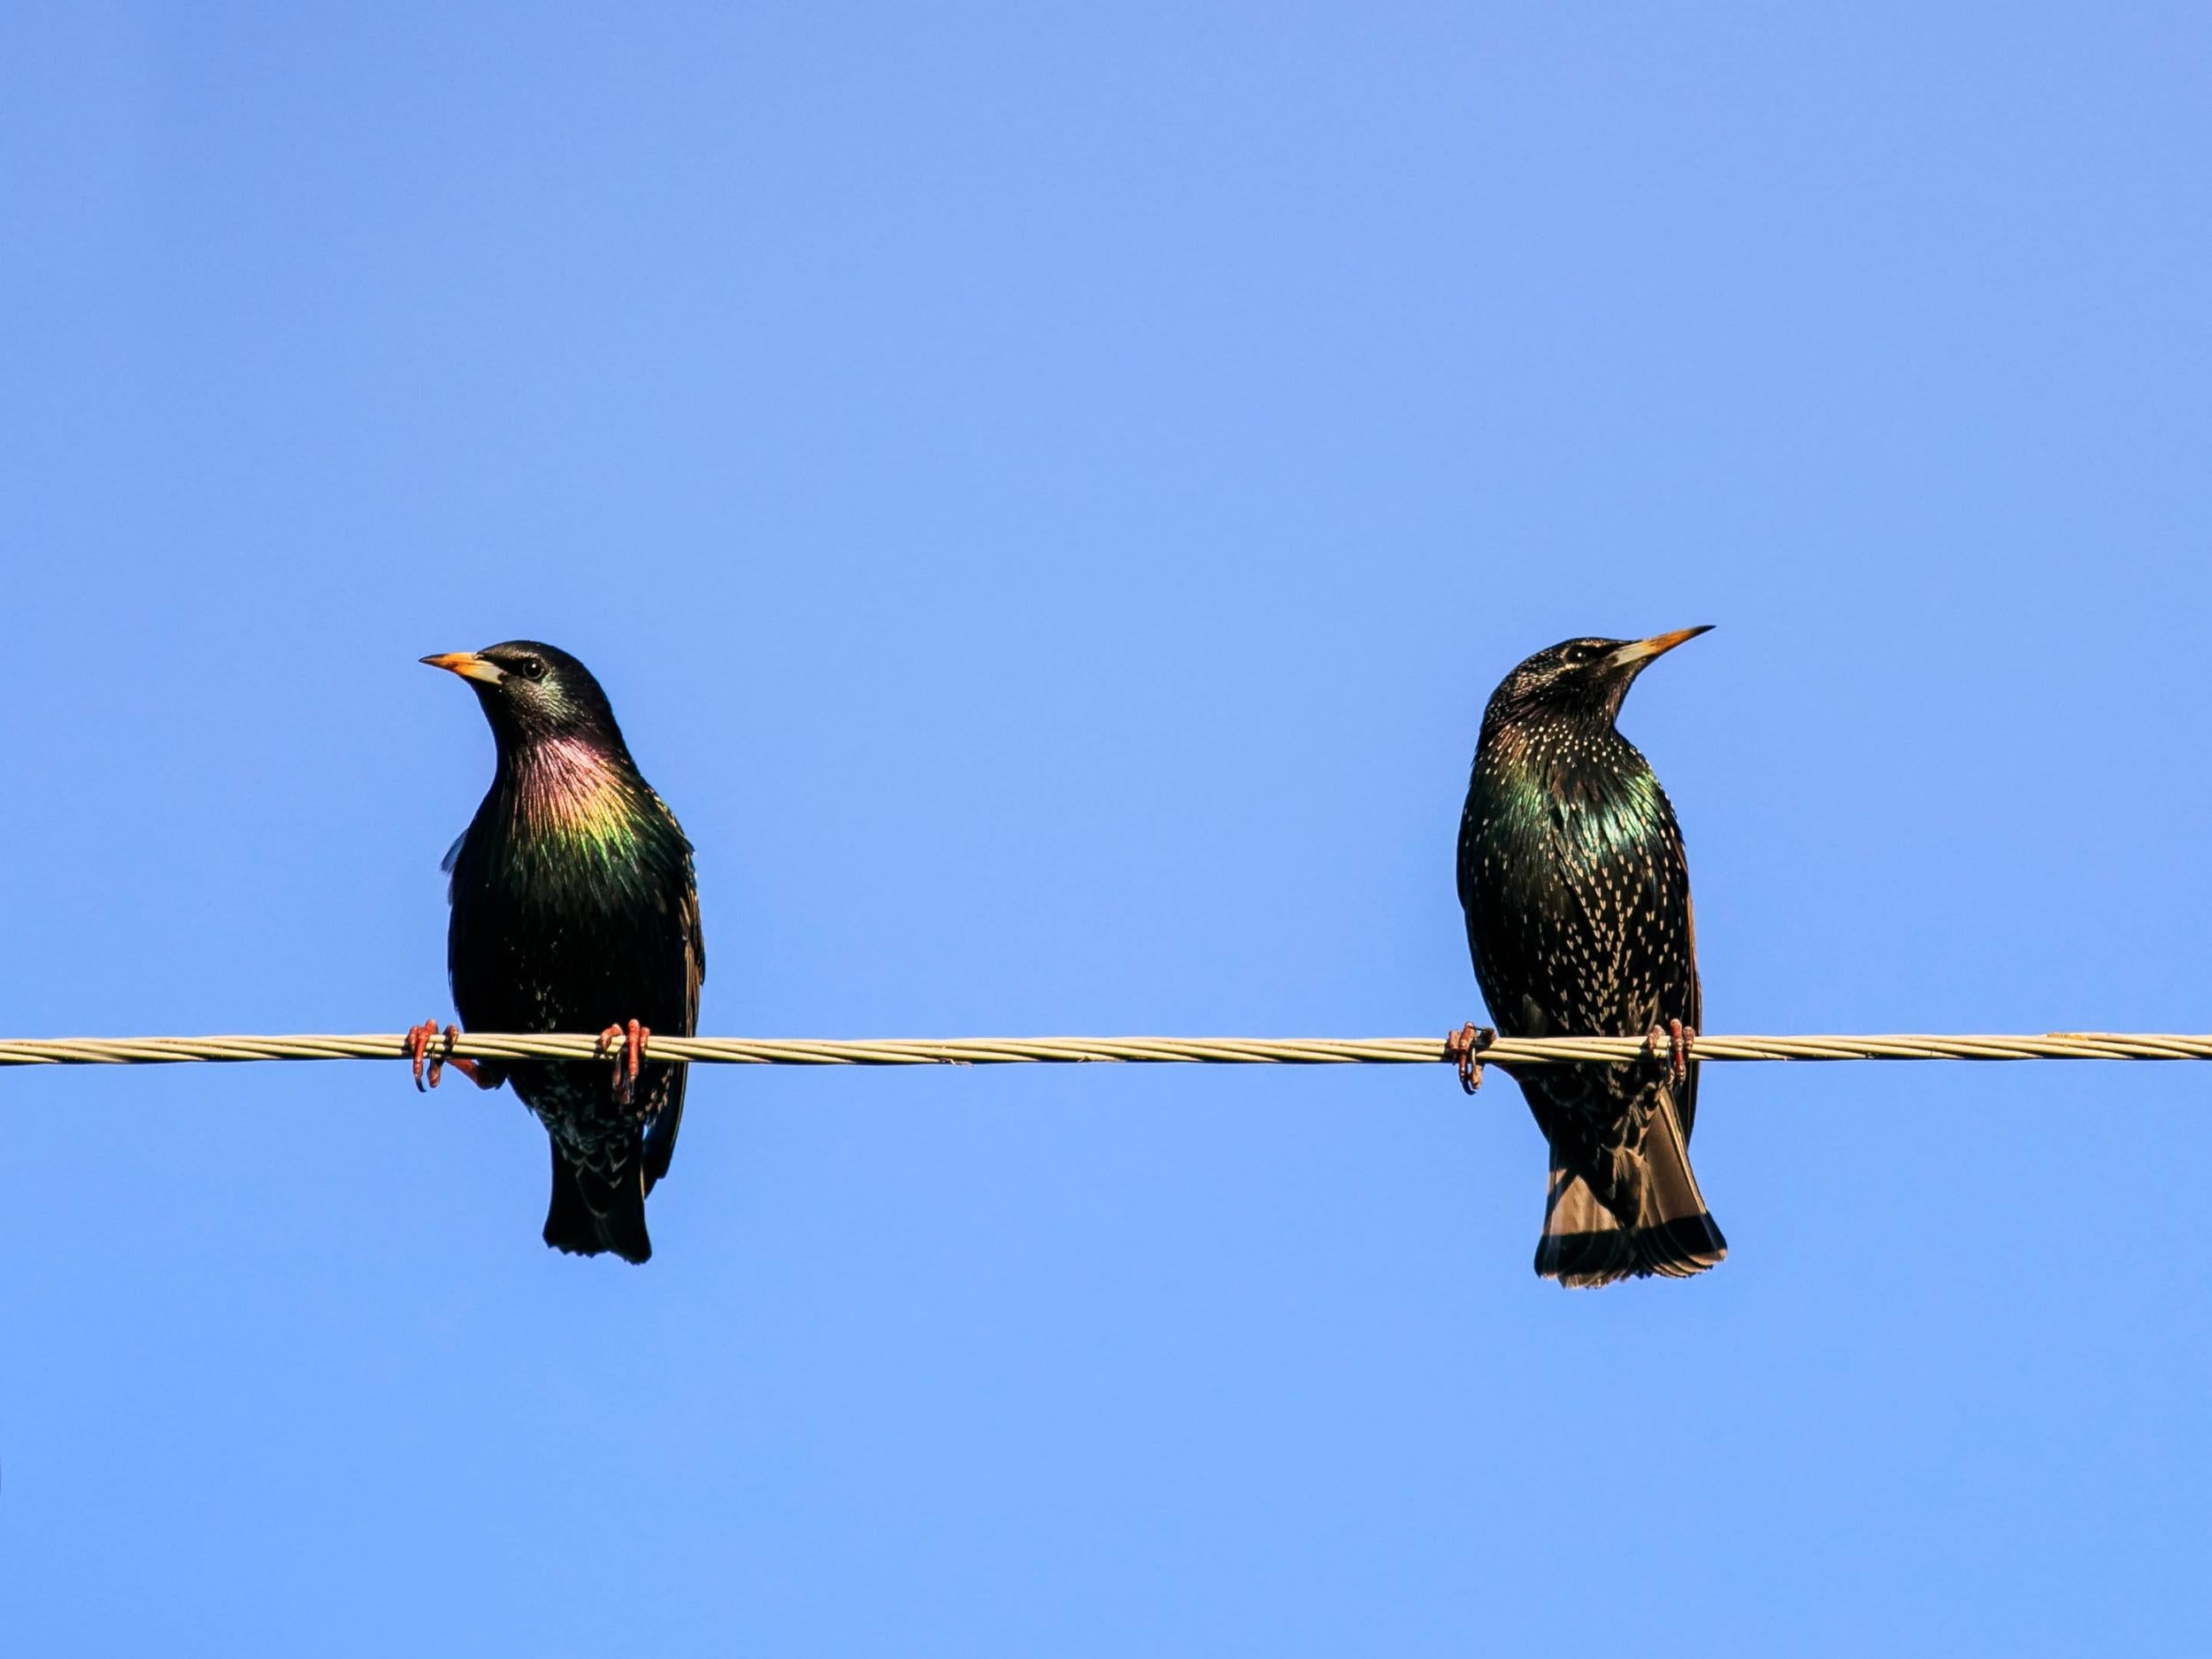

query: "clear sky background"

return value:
[5, 4, 2210, 1654]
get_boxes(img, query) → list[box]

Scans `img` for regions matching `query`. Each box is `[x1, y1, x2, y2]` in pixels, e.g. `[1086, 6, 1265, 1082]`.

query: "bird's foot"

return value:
[597, 1019, 649, 1110]
[1646, 1019, 1695, 1084]
[1444, 1023, 1496, 1094]
[403, 1019, 483, 1090]
[406, 1019, 443, 1089]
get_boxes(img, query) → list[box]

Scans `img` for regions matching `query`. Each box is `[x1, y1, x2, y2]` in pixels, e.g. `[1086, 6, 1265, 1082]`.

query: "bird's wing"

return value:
[1678, 873, 1703, 1141]
[642, 841, 703, 1193]
[1455, 789, 1480, 916]
[1635, 783, 1703, 1140]
[686, 878, 704, 1012]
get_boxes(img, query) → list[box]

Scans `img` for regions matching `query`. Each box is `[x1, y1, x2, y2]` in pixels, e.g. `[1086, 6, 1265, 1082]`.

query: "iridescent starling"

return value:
[1453, 629, 1726, 1287]
[411, 641, 703, 1264]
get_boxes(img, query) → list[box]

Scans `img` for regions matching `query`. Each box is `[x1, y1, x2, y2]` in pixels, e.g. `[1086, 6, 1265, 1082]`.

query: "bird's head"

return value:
[1488, 626, 1713, 726]
[420, 641, 624, 749]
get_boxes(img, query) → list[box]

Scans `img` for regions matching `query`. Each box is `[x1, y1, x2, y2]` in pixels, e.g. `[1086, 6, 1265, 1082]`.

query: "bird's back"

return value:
[1459, 718, 1700, 1104]
[1458, 714, 1722, 1284]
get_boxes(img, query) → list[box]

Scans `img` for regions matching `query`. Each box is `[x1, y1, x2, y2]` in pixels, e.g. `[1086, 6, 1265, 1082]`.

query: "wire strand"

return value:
[4, 1032, 2212, 1067]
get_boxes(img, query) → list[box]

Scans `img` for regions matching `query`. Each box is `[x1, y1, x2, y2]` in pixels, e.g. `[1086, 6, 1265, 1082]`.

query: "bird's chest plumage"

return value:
[444, 742, 695, 1041]
[1458, 726, 1695, 1041]
[449, 797, 688, 1007]
[446, 793, 696, 1159]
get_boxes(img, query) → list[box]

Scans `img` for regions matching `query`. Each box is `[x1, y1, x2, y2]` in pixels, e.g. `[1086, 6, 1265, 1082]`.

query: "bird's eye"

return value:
[520, 657, 546, 681]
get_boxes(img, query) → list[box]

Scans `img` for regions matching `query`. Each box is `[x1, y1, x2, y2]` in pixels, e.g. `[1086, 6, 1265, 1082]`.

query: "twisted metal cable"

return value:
[4, 1031, 2212, 1068]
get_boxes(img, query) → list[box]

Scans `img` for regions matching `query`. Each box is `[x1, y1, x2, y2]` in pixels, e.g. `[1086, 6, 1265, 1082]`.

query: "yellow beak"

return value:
[1606, 626, 1713, 670]
[420, 651, 505, 686]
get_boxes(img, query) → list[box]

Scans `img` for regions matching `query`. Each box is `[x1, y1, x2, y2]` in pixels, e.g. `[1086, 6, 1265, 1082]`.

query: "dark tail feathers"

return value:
[542, 1142, 653, 1265]
[1534, 1091, 1725, 1288]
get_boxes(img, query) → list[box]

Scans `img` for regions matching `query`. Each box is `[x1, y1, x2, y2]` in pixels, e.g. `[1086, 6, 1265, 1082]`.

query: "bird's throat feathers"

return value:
[498, 736, 654, 859]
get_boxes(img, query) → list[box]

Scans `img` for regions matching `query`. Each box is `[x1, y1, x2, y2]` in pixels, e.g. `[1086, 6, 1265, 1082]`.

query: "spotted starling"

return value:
[411, 641, 703, 1264]
[1453, 629, 1726, 1286]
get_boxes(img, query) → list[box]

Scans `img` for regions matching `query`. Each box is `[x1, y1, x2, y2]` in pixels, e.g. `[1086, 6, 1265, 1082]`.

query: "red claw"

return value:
[1647, 1019, 1696, 1084]
[597, 1019, 650, 1109]
[1445, 1023, 1495, 1095]
[404, 1020, 486, 1090]
[406, 1019, 452, 1090]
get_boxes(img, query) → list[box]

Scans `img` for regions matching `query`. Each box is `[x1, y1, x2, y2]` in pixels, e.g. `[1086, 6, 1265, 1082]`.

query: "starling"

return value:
[410, 641, 703, 1264]
[1452, 628, 1727, 1287]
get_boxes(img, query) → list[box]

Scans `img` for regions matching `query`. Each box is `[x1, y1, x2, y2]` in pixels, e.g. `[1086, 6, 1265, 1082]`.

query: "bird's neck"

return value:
[1481, 716, 1654, 809]
[494, 734, 647, 851]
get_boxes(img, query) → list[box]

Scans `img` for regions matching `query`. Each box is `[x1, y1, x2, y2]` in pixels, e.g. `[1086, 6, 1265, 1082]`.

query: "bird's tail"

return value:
[542, 1142, 654, 1265]
[1535, 1091, 1725, 1287]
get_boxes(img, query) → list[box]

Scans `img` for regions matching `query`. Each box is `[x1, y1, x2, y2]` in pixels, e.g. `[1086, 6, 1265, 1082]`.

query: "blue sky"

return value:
[5, 4, 2209, 1653]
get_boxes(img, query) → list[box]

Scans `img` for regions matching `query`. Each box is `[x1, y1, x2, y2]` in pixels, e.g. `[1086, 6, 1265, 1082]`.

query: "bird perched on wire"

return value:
[1449, 628, 1726, 1287]
[410, 641, 703, 1264]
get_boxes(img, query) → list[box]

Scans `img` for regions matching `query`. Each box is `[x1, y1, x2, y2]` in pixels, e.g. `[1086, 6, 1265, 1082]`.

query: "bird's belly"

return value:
[451, 897, 680, 1037]
[507, 1059, 654, 1157]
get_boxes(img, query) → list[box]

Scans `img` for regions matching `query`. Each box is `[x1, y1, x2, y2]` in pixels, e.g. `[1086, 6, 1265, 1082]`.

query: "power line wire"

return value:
[5, 1032, 2212, 1068]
